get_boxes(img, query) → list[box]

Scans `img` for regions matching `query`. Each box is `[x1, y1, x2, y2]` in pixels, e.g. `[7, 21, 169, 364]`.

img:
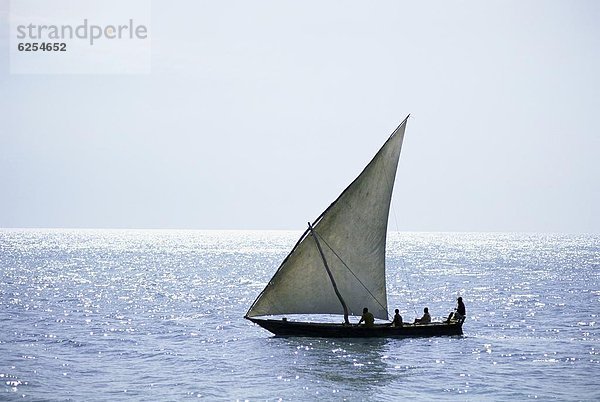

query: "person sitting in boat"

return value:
[388, 309, 403, 327]
[446, 297, 466, 323]
[357, 307, 375, 328]
[414, 307, 431, 324]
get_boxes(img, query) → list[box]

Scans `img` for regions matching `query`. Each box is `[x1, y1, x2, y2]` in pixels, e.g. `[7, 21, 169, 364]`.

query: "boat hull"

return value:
[246, 317, 463, 338]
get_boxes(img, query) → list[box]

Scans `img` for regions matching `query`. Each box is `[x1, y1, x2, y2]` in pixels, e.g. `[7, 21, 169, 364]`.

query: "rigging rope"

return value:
[315, 232, 390, 320]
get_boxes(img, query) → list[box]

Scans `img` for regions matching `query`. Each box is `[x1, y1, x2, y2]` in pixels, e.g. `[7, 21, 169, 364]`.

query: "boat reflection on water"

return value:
[274, 336, 399, 391]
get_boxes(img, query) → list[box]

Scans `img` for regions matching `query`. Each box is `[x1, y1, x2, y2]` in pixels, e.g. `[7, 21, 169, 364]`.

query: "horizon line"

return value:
[0, 227, 597, 235]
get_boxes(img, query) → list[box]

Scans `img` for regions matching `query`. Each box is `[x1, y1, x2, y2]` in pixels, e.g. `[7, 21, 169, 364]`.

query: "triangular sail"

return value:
[246, 117, 408, 321]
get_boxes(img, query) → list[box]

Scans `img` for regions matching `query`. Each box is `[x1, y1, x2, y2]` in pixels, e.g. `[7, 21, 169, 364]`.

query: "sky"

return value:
[0, 0, 599, 232]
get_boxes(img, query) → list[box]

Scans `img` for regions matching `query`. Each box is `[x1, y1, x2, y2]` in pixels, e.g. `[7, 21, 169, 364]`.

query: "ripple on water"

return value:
[0, 230, 599, 400]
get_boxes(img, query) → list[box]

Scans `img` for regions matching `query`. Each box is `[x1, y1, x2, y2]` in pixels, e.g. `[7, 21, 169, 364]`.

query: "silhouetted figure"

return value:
[414, 307, 431, 324]
[456, 297, 466, 318]
[357, 307, 375, 328]
[389, 309, 403, 327]
[446, 297, 466, 323]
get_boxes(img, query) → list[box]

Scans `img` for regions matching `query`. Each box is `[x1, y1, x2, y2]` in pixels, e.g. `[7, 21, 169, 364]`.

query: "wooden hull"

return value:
[246, 317, 463, 338]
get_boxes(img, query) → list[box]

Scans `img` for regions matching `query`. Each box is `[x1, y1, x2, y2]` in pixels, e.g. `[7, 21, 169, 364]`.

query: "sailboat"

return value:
[245, 116, 464, 338]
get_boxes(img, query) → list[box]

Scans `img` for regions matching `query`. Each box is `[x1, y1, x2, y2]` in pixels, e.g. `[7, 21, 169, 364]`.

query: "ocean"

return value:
[1, 229, 598, 401]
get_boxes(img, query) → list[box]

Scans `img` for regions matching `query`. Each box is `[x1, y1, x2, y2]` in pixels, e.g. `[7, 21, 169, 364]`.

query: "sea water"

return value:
[0, 229, 598, 400]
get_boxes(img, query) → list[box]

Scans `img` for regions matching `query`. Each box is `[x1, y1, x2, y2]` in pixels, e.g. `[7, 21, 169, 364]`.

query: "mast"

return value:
[308, 222, 350, 325]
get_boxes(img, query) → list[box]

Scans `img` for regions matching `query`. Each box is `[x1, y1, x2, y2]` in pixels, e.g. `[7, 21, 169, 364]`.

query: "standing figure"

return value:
[447, 297, 466, 323]
[455, 297, 466, 320]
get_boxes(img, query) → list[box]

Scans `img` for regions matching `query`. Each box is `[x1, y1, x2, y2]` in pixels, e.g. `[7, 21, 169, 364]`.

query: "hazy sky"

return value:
[1, 1, 599, 232]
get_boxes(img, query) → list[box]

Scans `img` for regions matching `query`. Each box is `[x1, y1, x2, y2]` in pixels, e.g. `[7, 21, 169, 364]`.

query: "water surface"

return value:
[1, 230, 598, 400]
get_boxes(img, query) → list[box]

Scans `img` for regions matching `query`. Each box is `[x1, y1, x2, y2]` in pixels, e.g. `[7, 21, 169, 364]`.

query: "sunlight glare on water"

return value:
[0, 229, 598, 400]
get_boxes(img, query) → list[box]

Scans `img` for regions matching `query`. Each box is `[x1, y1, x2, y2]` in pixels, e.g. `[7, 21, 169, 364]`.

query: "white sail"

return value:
[247, 118, 407, 321]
